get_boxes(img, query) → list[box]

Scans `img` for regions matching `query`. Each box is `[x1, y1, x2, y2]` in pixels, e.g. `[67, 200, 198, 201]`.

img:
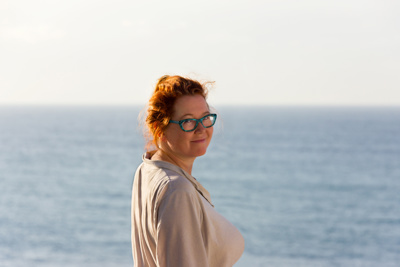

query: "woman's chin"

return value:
[194, 148, 208, 158]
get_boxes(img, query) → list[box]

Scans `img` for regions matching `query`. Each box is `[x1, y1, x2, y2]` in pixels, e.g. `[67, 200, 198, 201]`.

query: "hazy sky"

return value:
[1, 0, 399, 106]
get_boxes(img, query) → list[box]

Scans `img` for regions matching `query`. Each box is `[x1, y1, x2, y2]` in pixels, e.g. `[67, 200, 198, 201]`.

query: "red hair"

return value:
[144, 75, 210, 150]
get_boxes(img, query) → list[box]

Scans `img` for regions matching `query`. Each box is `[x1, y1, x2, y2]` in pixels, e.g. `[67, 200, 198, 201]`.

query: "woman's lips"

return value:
[192, 138, 206, 143]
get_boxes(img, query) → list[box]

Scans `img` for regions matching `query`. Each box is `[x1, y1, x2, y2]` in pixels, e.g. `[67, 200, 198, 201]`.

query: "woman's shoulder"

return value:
[136, 161, 196, 195]
[154, 166, 196, 195]
[143, 166, 200, 211]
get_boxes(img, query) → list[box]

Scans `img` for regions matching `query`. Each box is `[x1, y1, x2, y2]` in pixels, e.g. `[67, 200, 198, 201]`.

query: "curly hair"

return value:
[144, 75, 210, 150]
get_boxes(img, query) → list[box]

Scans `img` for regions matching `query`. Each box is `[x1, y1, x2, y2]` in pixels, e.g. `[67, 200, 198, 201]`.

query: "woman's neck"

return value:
[152, 149, 194, 175]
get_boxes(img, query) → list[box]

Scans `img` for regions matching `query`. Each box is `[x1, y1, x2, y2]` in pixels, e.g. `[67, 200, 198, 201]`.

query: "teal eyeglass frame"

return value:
[169, 113, 217, 132]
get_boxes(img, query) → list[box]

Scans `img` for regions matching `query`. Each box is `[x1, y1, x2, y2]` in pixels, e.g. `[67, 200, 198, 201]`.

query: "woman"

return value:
[131, 75, 244, 267]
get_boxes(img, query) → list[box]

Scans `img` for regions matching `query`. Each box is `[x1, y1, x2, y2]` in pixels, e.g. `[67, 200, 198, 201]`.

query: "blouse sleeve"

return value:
[156, 185, 209, 267]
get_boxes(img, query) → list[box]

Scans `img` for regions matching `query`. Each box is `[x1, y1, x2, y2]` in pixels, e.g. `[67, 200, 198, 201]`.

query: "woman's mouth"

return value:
[192, 138, 206, 143]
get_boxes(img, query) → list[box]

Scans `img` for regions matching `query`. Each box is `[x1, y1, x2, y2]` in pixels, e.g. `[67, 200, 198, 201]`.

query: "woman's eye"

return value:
[182, 120, 194, 125]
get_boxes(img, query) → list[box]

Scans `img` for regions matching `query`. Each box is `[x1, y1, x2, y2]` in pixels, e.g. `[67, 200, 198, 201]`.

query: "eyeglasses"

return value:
[169, 113, 217, 132]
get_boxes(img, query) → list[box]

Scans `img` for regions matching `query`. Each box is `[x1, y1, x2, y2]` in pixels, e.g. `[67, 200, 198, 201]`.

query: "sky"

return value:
[1, 0, 399, 106]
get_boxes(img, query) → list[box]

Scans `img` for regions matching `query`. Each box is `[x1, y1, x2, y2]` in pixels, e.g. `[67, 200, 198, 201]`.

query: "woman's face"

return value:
[161, 94, 214, 161]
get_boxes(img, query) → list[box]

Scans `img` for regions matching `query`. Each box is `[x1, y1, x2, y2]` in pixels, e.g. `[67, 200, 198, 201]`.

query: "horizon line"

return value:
[1, 103, 400, 108]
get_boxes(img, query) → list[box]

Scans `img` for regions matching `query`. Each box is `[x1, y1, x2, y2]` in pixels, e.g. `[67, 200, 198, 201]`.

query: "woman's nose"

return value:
[194, 122, 206, 133]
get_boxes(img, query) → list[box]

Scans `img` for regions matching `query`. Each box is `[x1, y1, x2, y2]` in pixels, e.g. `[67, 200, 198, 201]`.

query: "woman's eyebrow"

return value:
[179, 111, 210, 119]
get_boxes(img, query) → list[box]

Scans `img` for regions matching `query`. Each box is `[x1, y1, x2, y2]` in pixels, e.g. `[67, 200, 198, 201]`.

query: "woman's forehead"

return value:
[173, 95, 209, 116]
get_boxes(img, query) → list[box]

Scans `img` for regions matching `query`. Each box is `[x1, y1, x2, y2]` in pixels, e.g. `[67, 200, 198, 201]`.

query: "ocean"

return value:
[0, 106, 399, 267]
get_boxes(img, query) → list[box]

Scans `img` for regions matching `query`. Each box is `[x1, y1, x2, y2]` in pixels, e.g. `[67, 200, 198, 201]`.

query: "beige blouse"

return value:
[131, 153, 244, 267]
